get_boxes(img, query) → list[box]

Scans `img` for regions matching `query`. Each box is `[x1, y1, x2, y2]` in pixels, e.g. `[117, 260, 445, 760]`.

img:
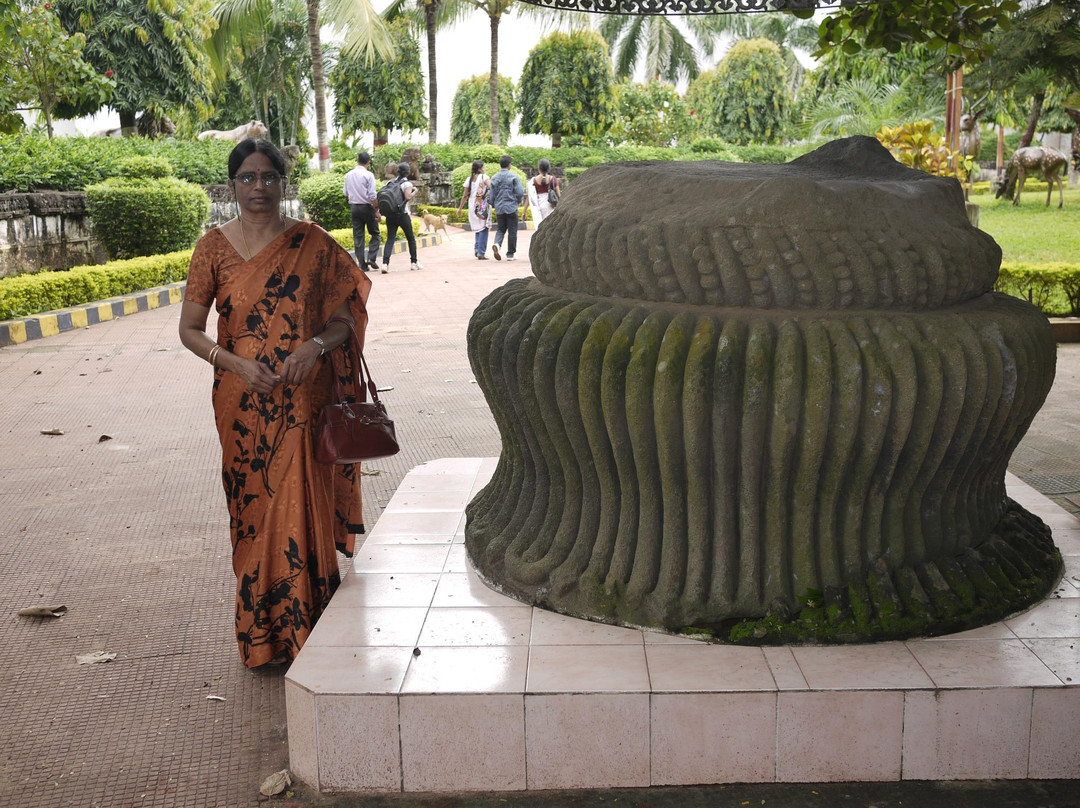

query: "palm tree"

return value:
[214, 0, 394, 171]
[599, 13, 730, 84]
[801, 77, 940, 139]
[383, 0, 470, 144]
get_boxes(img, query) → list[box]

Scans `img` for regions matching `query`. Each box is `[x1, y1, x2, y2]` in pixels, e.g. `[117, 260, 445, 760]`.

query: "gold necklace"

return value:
[239, 217, 253, 260]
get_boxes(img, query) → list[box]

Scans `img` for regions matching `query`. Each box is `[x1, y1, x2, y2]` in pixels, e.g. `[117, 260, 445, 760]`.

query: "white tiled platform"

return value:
[286, 458, 1080, 793]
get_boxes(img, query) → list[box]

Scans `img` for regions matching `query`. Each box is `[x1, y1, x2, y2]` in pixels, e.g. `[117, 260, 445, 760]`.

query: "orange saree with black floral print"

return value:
[185, 221, 372, 667]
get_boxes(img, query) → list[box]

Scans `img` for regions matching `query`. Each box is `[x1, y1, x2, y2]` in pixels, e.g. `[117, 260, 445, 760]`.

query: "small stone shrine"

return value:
[464, 137, 1062, 643]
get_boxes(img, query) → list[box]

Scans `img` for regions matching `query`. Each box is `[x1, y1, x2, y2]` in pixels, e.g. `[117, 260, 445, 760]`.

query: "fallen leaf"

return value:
[98, 435, 112, 443]
[359, 469, 381, 476]
[259, 769, 291, 797]
[76, 651, 116, 664]
[376, 385, 394, 393]
[206, 695, 226, 702]
[17, 605, 67, 618]
[40, 429, 64, 436]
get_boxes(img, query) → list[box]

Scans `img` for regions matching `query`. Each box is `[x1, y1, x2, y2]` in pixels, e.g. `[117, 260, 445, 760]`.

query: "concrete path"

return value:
[0, 224, 1077, 808]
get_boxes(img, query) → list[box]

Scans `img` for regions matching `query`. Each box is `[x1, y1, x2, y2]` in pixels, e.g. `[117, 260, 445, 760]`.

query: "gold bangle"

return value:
[208, 345, 221, 367]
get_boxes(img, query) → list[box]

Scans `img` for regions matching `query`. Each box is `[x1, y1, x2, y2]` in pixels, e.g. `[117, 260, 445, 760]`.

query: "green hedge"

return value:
[0, 251, 193, 320]
[85, 176, 209, 259]
[327, 220, 423, 253]
[996, 262, 1080, 316]
[0, 222, 427, 320]
[345, 139, 803, 176]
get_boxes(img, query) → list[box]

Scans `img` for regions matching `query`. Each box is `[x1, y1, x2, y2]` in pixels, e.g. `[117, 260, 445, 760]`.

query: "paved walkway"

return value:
[0, 225, 1077, 808]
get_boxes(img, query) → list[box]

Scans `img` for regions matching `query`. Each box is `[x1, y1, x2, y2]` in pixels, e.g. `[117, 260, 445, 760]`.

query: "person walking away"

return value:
[343, 151, 381, 270]
[380, 162, 421, 273]
[490, 154, 523, 261]
[178, 137, 372, 668]
[456, 160, 492, 260]
[523, 157, 560, 226]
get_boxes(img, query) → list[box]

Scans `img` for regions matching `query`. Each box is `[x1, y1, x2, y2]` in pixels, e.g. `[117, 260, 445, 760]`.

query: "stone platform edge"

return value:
[285, 458, 1080, 794]
[0, 233, 443, 347]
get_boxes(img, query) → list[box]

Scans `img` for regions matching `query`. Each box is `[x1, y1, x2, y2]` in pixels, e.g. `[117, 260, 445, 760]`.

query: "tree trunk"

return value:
[426, 1, 438, 145]
[1020, 91, 1045, 150]
[374, 128, 388, 147]
[552, 132, 561, 149]
[997, 124, 1005, 180]
[1065, 107, 1080, 179]
[307, 0, 331, 171]
[489, 13, 500, 146]
[119, 110, 136, 136]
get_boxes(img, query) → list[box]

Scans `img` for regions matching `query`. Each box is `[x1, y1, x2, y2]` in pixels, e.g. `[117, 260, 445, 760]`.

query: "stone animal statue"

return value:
[958, 112, 982, 161]
[401, 146, 423, 180]
[281, 144, 301, 177]
[995, 145, 1067, 207]
[197, 120, 270, 142]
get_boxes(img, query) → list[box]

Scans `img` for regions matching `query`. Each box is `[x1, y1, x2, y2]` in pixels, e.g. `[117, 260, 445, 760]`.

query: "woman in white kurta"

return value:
[457, 160, 492, 260]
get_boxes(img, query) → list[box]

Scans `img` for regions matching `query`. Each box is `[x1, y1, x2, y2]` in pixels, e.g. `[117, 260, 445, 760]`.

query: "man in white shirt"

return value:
[343, 152, 380, 271]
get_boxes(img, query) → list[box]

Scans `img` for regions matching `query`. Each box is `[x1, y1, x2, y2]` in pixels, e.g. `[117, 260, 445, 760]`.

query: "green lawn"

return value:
[972, 186, 1080, 265]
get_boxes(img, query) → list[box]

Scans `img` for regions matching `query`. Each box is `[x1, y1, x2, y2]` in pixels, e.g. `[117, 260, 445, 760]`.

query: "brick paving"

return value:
[0, 224, 1078, 808]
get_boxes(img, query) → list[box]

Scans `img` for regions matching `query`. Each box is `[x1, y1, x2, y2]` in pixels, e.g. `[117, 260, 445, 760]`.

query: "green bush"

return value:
[298, 170, 351, 230]
[996, 262, 1080, 316]
[117, 156, 175, 180]
[0, 135, 238, 192]
[977, 131, 1023, 164]
[85, 177, 210, 260]
[449, 163, 527, 202]
[0, 251, 192, 320]
[328, 221, 422, 253]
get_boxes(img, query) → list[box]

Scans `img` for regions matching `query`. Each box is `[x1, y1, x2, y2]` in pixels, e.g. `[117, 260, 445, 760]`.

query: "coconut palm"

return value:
[383, 0, 472, 144]
[213, 0, 394, 171]
[599, 13, 731, 84]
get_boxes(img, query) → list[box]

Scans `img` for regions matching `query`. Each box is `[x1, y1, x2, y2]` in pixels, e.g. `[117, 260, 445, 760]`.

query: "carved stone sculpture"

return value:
[465, 137, 1062, 643]
[996, 146, 1067, 208]
[959, 112, 982, 162]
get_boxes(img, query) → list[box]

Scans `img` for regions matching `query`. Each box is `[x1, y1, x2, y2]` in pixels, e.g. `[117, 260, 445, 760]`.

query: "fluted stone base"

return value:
[464, 279, 1061, 642]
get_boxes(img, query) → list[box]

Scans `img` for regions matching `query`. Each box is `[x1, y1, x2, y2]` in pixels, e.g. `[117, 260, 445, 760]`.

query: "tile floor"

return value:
[286, 459, 1080, 793]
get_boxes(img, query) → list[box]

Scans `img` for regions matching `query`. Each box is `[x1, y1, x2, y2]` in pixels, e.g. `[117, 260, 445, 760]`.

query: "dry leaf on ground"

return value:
[40, 429, 64, 436]
[76, 651, 116, 664]
[206, 694, 226, 702]
[259, 769, 291, 797]
[17, 605, 67, 618]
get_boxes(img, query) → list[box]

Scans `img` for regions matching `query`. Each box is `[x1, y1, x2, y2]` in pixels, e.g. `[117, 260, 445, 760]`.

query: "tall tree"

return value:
[449, 73, 513, 143]
[0, 2, 113, 137]
[207, 0, 311, 145]
[214, 0, 394, 172]
[518, 29, 614, 148]
[54, 0, 218, 131]
[686, 38, 791, 145]
[383, 0, 469, 144]
[599, 13, 728, 84]
[330, 18, 427, 144]
[463, 0, 514, 145]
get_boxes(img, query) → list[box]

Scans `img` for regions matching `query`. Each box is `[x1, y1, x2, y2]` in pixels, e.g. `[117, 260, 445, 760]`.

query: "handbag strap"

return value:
[326, 316, 380, 405]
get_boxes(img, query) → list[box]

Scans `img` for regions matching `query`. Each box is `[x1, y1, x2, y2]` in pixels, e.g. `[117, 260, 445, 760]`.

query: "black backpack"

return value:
[377, 178, 406, 216]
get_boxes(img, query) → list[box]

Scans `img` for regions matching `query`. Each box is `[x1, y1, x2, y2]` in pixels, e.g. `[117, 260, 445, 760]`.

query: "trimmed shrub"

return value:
[0, 251, 192, 320]
[85, 176, 210, 260]
[117, 156, 174, 180]
[327, 221, 423, 253]
[298, 170, 351, 230]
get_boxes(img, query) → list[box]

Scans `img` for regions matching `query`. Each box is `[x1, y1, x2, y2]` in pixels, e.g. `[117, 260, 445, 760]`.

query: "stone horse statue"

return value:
[996, 145, 1067, 207]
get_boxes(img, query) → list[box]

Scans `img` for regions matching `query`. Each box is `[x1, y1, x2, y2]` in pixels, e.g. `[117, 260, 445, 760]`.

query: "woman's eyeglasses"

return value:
[234, 172, 285, 187]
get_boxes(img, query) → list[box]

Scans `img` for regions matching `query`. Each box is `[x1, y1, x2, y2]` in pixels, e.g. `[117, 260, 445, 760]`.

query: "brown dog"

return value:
[422, 211, 450, 238]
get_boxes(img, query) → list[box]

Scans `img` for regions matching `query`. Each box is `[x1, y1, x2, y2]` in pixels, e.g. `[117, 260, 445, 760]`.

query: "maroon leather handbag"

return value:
[314, 318, 399, 464]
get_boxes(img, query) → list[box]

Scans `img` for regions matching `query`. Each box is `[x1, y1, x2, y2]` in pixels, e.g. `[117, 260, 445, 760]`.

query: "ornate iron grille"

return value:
[514, 0, 891, 15]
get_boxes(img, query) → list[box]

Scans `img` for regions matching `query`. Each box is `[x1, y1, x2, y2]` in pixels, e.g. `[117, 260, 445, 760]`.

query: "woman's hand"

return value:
[278, 340, 323, 387]
[234, 356, 282, 396]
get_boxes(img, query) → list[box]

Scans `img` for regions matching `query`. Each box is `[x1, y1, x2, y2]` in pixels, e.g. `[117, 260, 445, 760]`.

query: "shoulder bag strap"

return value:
[325, 316, 380, 405]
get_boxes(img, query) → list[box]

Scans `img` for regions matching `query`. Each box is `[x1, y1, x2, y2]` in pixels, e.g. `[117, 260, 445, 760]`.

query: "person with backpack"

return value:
[489, 154, 524, 261]
[377, 161, 421, 274]
[456, 159, 492, 260]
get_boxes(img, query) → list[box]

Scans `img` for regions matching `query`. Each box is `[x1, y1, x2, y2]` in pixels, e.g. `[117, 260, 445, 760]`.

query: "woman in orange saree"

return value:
[179, 139, 373, 668]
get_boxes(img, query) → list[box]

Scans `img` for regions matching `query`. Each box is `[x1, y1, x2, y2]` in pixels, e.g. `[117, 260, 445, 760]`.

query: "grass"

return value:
[970, 185, 1080, 265]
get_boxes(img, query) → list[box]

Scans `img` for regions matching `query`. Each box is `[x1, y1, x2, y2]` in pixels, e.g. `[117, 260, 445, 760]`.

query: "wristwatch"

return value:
[312, 335, 327, 355]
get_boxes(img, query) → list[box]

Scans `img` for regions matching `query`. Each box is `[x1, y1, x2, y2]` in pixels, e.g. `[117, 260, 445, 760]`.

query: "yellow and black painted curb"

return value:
[0, 235, 443, 348]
